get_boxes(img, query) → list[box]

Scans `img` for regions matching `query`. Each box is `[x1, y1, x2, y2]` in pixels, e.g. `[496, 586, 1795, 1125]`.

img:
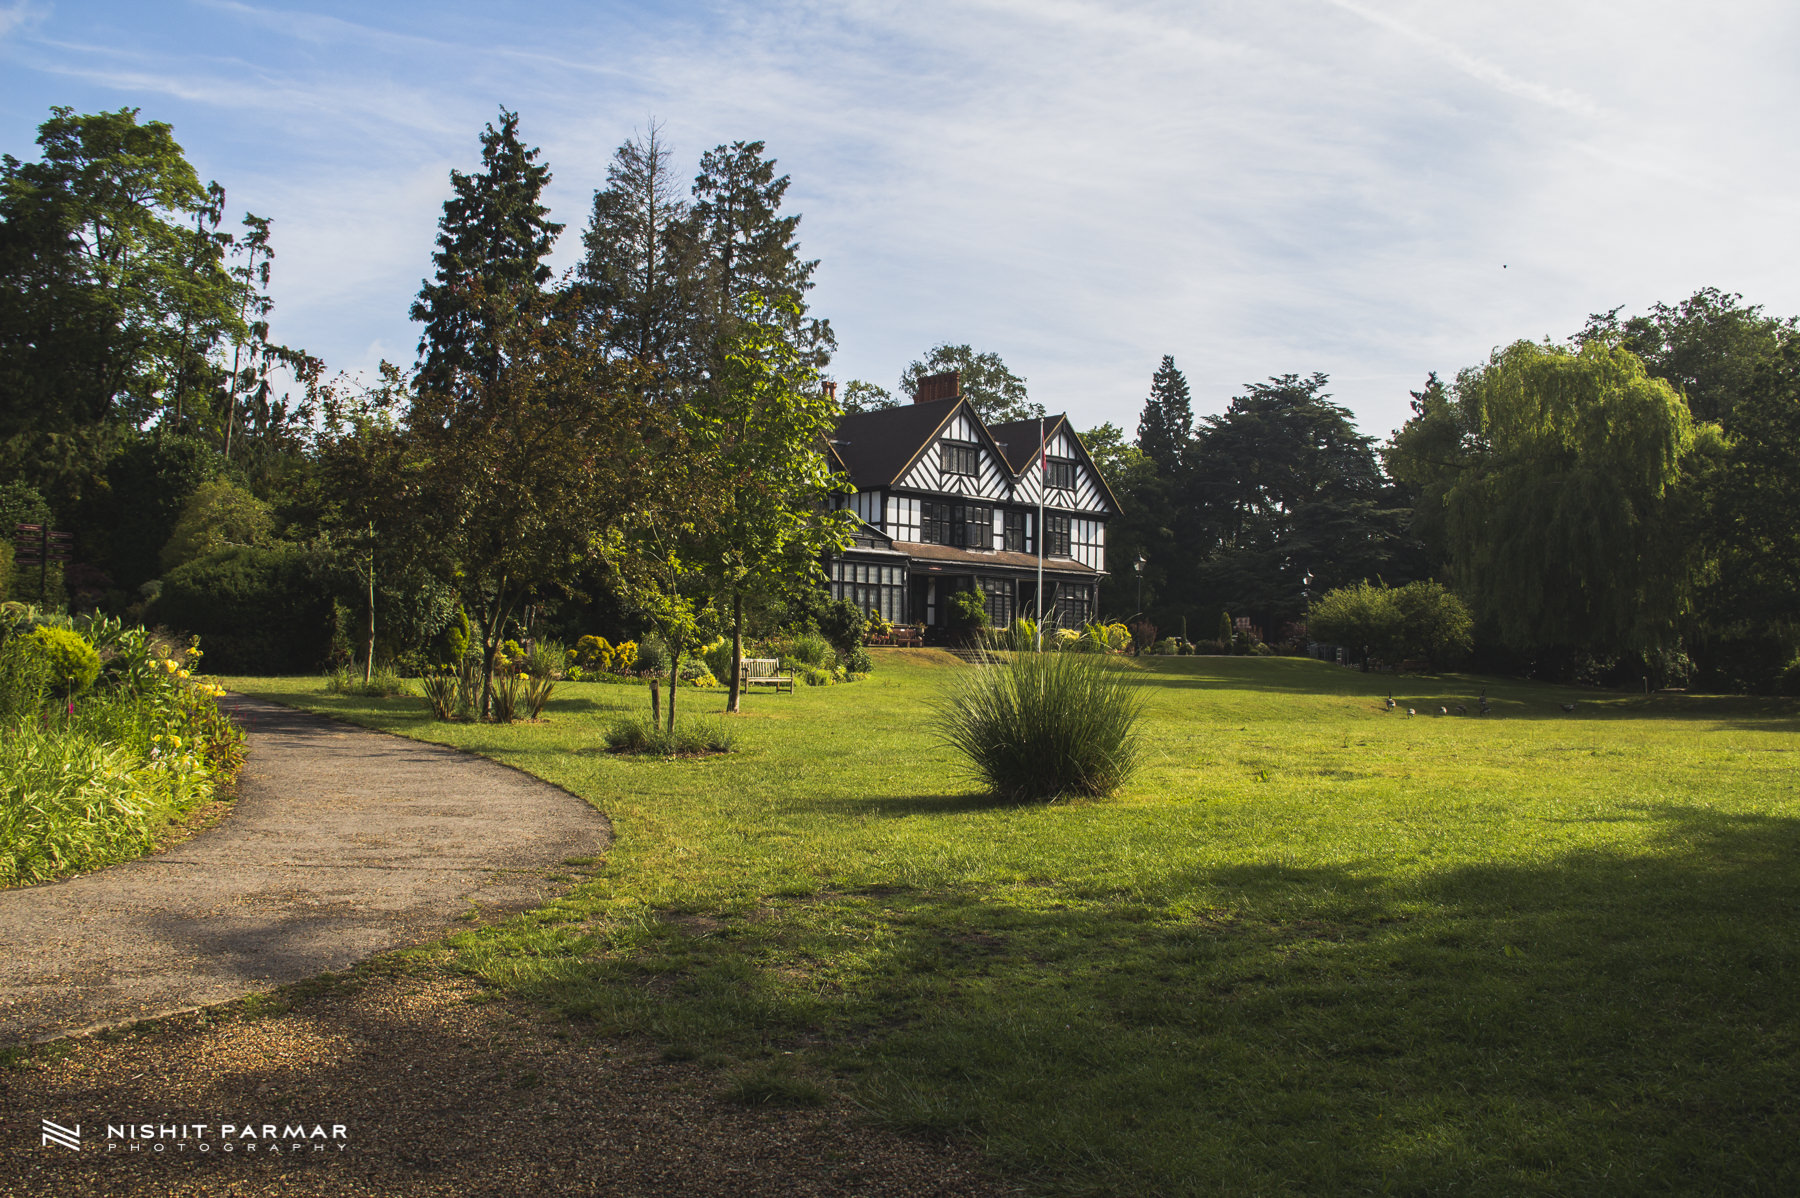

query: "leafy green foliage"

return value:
[839, 379, 896, 413]
[3, 621, 239, 886]
[1703, 343, 1800, 652]
[1186, 373, 1401, 632]
[159, 479, 274, 571]
[23, 625, 100, 696]
[405, 286, 680, 718]
[1309, 579, 1473, 668]
[0, 635, 50, 723]
[947, 588, 988, 635]
[1580, 287, 1798, 426]
[816, 597, 867, 657]
[0, 107, 242, 434]
[936, 649, 1144, 800]
[154, 543, 331, 673]
[1388, 340, 1701, 657]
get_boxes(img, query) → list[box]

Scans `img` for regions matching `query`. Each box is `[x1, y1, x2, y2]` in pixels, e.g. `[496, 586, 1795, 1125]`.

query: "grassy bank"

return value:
[226, 652, 1800, 1195]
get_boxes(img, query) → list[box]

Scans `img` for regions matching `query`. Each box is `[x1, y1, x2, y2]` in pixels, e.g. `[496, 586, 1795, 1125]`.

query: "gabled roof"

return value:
[828, 399, 1121, 514]
[829, 398, 961, 488]
[986, 414, 1124, 514]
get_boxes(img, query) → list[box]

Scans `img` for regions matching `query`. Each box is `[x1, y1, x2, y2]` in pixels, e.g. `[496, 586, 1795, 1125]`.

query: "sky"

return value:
[4, 0, 1797, 441]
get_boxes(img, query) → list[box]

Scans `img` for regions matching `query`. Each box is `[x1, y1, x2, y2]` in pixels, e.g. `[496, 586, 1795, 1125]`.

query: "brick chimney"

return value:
[913, 370, 961, 404]
[822, 381, 838, 403]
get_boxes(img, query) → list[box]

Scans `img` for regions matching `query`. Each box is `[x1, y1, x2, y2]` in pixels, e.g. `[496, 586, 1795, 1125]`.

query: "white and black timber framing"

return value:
[822, 371, 1120, 638]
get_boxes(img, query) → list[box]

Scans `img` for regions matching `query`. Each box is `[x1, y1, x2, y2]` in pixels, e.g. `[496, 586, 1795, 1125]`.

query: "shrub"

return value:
[817, 598, 868, 657]
[1310, 579, 1473, 668]
[523, 672, 555, 718]
[154, 543, 332, 673]
[420, 671, 457, 720]
[25, 626, 101, 697]
[610, 640, 638, 674]
[0, 635, 50, 724]
[500, 639, 526, 668]
[843, 645, 872, 674]
[604, 716, 737, 756]
[492, 672, 522, 722]
[325, 661, 411, 698]
[778, 631, 830, 670]
[803, 666, 833, 686]
[159, 479, 275, 572]
[573, 634, 611, 672]
[947, 588, 988, 638]
[526, 639, 566, 681]
[936, 648, 1144, 801]
[438, 608, 473, 668]
[636, 635, 669, 677]
[701, 638, 734, 685]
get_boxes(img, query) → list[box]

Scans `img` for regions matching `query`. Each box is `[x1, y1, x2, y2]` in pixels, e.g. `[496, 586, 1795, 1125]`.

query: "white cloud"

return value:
[5, 0, 1797, 437]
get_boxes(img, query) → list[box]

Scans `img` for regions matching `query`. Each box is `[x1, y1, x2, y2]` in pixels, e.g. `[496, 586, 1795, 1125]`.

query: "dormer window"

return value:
[941, 441, 980, 477]
[1046, 458, 1075, 491]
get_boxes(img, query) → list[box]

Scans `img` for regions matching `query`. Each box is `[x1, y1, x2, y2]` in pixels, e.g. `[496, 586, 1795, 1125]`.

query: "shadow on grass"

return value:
[465, 801, 1800, 1195]
[809, 791, 1034, 818]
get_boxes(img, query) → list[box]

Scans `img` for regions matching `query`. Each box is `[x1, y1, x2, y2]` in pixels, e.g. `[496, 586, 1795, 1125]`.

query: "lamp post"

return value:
[1135, 554, 1147, 616]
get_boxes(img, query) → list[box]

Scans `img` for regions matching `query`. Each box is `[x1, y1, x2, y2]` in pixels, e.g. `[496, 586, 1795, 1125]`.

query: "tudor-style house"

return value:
[822, 370, 1119, 635]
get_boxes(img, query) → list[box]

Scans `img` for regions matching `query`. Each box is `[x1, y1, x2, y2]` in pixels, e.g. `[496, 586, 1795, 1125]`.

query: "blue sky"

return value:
[4, 0, 1797, 440]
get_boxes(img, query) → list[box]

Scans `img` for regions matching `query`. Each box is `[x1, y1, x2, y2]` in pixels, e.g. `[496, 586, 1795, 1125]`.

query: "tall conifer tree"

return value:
[579, 123, 695, 370]
[411, 108, 561, 394]
[1136, 355, 1193, 468]
[690, 140, 833, 371]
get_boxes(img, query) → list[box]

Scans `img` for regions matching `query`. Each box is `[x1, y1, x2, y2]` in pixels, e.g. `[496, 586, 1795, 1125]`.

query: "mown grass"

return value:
[225, 653, 1800, 1195]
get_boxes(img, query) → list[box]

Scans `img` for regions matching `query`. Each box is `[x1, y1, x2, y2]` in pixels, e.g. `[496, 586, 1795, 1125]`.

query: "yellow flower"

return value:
[178, 669, 190, 678]
[519, 672, 530, 680]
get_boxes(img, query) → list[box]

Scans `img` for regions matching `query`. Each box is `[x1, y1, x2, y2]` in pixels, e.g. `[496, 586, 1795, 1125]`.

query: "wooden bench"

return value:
[739, 657, 793, 693]
[891, 627, 923, 647]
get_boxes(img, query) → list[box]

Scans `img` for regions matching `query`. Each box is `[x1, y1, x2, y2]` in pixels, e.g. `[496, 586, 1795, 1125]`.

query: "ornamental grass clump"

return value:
[604, 716, 737, 757]
[935, 647, 1145, 801]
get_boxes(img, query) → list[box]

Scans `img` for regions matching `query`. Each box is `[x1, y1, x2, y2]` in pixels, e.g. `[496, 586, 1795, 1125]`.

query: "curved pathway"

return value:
[0, 694, 611, 1044]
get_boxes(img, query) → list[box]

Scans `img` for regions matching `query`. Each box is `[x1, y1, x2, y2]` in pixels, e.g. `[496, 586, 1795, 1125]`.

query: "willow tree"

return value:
[1387, 339, 1707, 657]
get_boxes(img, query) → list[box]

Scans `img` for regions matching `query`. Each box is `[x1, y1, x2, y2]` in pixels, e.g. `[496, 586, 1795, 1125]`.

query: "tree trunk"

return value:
[363, 546, 376, 687]
[649, 676, 660, 727]
[668, 648, 680, 733]
[727, 591, 743, 714]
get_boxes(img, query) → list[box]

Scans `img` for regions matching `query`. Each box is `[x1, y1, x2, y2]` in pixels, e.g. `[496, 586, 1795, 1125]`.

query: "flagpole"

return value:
[1035, 415, 1045, 651]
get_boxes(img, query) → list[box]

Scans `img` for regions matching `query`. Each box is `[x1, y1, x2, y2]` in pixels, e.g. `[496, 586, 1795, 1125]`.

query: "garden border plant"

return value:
[1, 608, 245, 887]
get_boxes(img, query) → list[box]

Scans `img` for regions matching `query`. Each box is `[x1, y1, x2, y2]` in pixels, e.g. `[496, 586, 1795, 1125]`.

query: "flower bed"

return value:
[0, 611, 244, 887]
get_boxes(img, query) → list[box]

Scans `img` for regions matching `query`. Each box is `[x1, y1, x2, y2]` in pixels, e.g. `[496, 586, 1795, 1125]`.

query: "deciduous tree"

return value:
[1387, 340, 1703, 658]
[0, 106, 245, 433]
[406, 288, 681, 718]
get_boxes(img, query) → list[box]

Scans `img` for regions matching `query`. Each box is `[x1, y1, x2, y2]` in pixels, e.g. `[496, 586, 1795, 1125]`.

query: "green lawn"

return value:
[225, 652, 1800, 1195]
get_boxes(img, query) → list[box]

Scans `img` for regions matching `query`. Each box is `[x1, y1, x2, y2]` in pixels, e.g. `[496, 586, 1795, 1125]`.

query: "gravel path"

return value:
[0, 694, 612, 1044]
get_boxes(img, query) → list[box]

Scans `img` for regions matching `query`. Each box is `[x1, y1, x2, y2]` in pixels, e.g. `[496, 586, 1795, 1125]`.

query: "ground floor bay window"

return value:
[829, 558, 906, 624]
